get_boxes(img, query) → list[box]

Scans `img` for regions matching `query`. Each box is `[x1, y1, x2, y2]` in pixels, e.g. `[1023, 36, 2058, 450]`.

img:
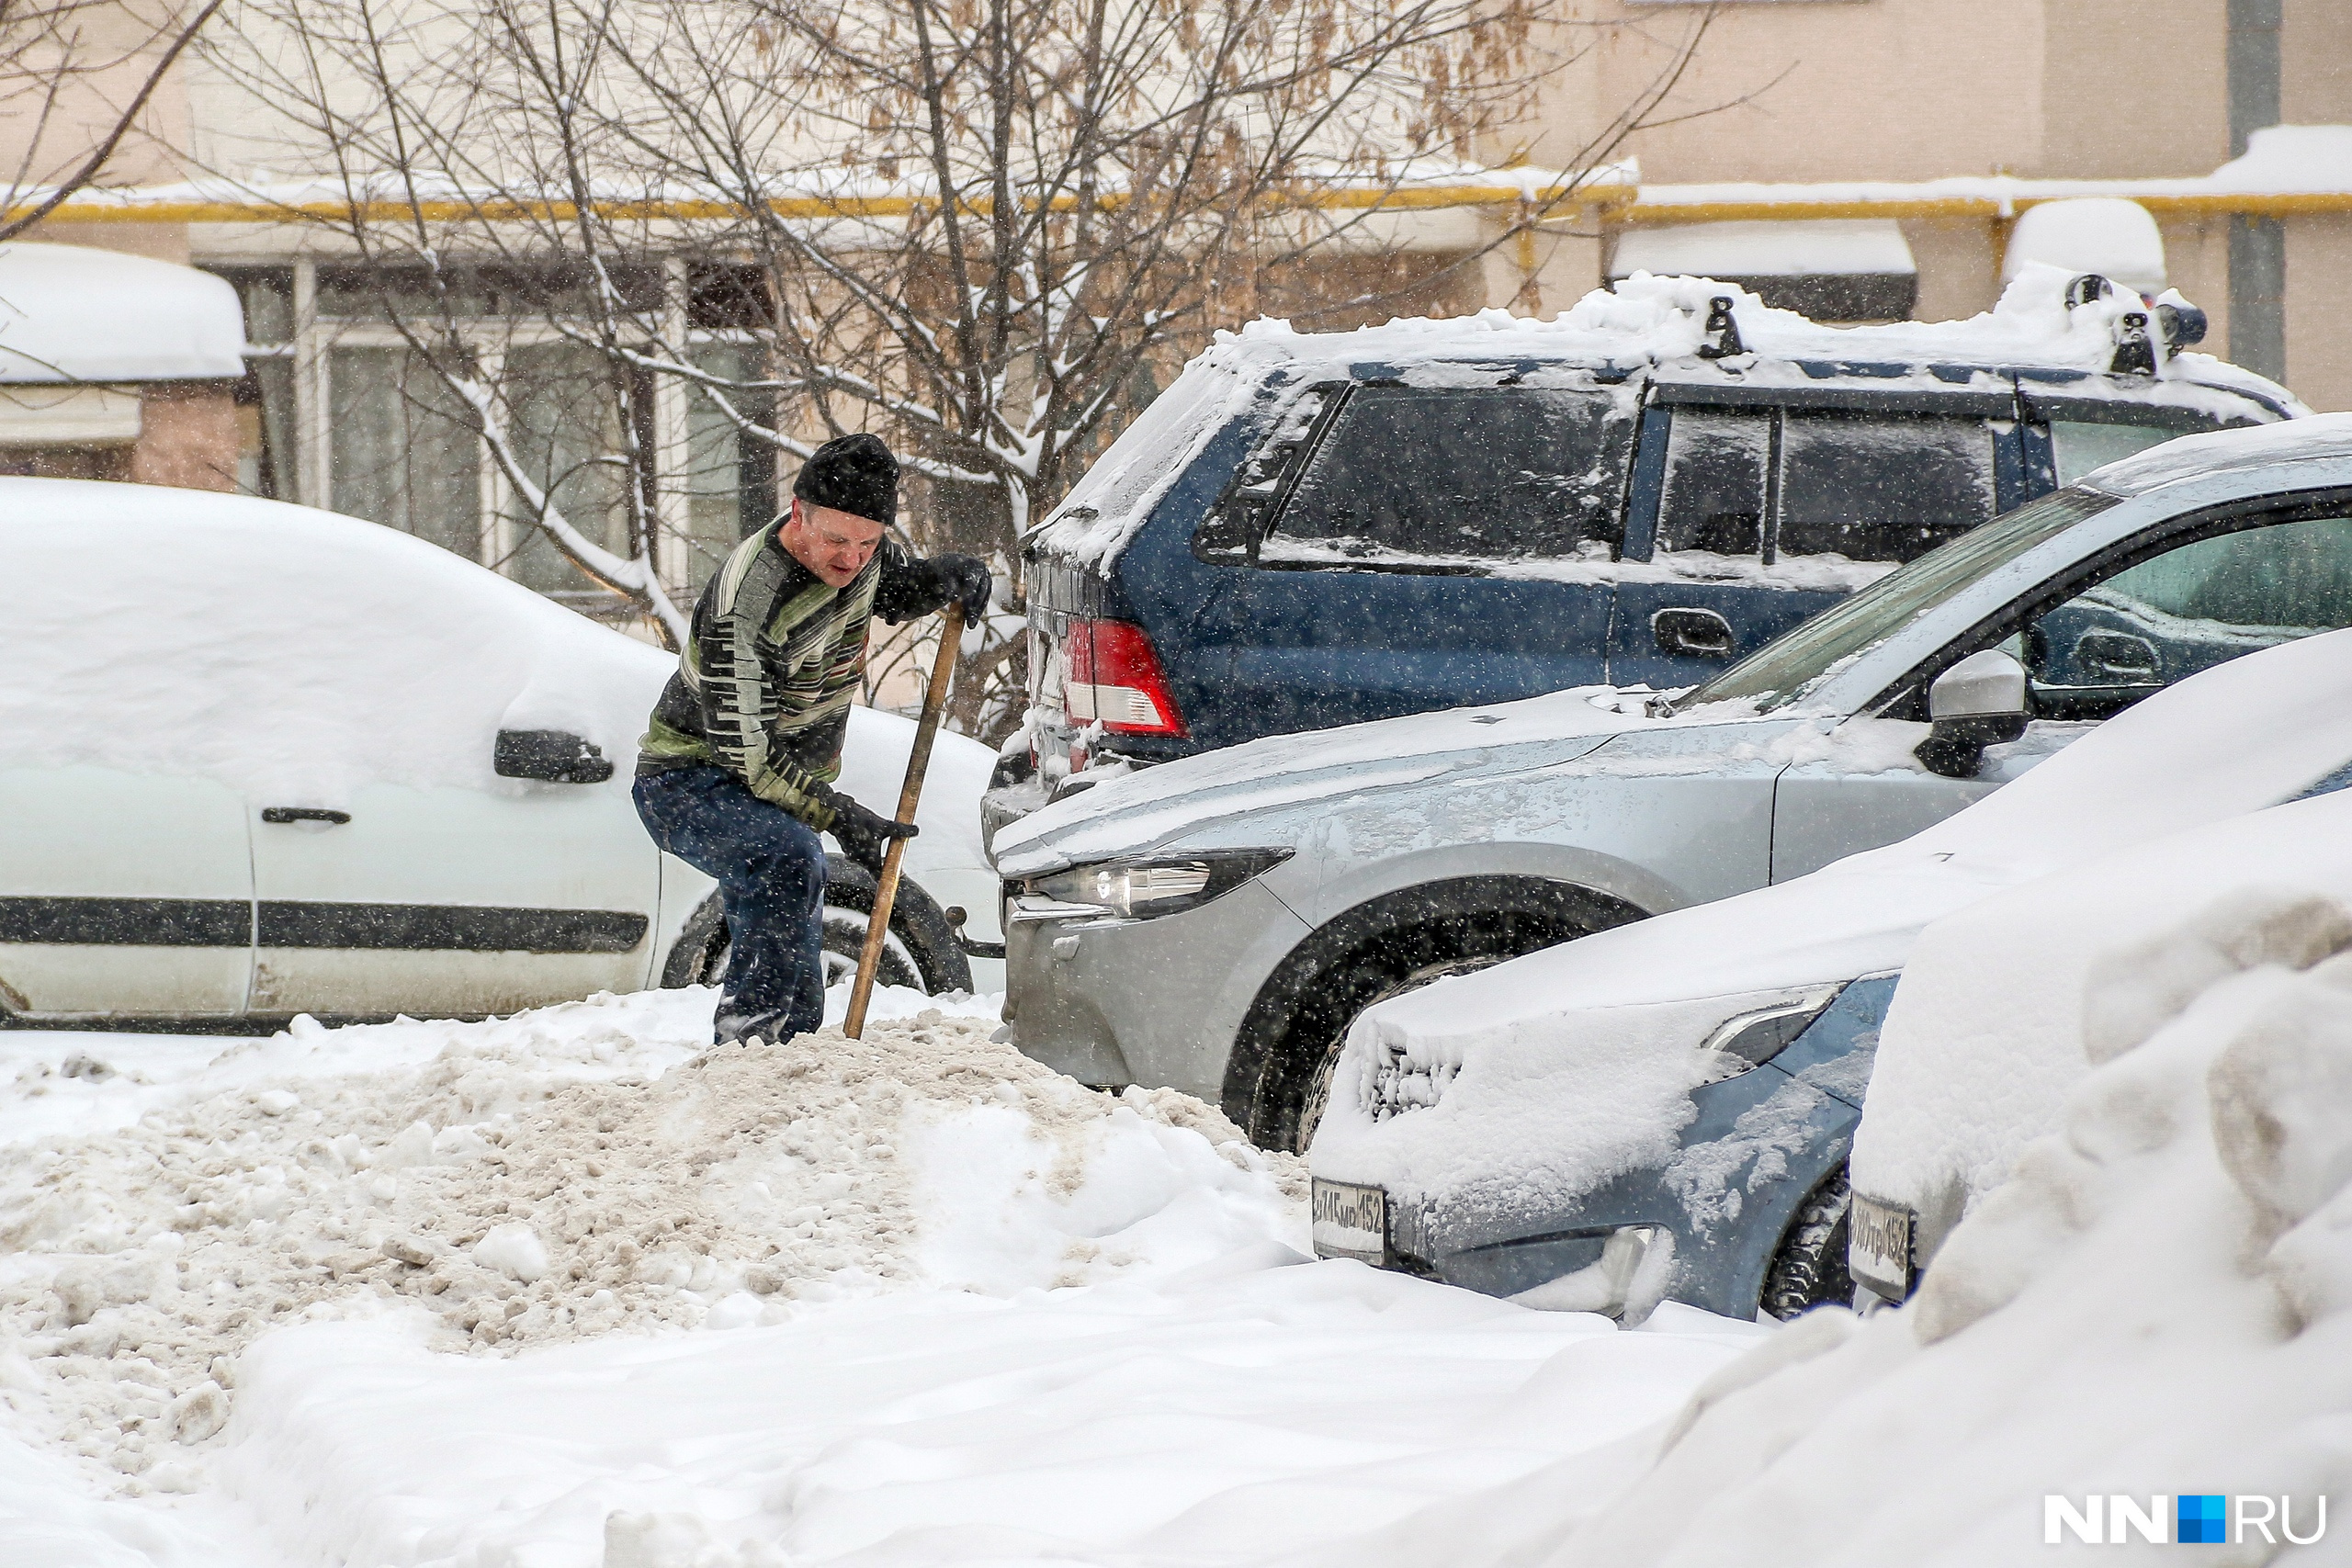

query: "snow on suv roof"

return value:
[1032, 264, 2300, 567]
[1215, 265, 2275, 385]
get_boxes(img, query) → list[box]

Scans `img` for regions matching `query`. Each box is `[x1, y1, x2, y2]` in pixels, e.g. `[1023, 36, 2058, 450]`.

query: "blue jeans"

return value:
[633, 764, 827, 1044]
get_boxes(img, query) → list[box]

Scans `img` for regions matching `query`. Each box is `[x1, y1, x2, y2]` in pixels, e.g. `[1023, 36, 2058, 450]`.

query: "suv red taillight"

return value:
[1064, 617, 1188, 737]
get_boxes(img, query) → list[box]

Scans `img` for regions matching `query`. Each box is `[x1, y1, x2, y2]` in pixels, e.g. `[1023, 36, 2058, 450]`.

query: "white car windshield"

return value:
[1673, 485, 2123, 715]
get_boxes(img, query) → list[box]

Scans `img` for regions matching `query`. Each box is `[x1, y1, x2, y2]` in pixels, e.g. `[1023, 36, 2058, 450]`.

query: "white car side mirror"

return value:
[1916, 649, 2029, 779]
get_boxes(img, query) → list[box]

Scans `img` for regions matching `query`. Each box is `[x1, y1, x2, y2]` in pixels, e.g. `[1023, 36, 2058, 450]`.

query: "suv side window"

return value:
[2047, 419, 2187, 485]
[1261, 385, 1631, 567]
[1657, 407, 1769, 557]
[2026, 509, 2352, 719]
[1776, 412, 1996, 563]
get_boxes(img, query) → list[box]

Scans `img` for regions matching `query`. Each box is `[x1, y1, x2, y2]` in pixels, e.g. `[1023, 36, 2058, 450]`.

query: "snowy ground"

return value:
[0, 985, 1767, 1568]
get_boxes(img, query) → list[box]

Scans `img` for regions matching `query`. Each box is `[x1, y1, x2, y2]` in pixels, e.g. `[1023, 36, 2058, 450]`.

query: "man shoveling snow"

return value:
[633, 433, 990, 1045]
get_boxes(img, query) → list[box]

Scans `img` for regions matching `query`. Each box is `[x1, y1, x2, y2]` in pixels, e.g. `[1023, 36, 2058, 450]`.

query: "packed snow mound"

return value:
[0, 987, 1301, 1492]
[1329, 887, 2352, 1567]
[1548, 897, 2352, 1565]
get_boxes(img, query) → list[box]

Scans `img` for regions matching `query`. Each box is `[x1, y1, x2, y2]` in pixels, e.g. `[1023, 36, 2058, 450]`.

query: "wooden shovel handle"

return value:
[843, 604, 964, 1038]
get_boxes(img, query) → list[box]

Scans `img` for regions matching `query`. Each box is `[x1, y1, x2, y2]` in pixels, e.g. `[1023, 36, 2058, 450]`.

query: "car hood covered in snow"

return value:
[1309, 628, 2352, 1219]
[990, 685, 1676, 878]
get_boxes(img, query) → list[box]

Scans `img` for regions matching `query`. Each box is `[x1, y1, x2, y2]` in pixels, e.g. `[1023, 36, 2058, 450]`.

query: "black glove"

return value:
[925, 552, 992, 623]
[809, 783, 918, 875]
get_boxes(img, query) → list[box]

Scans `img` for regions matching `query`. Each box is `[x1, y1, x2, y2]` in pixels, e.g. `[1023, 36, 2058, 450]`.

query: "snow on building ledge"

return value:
[0, 243, 247, 385]
[11, 134, 2351, 233]
[1627, 127, 2352, 224]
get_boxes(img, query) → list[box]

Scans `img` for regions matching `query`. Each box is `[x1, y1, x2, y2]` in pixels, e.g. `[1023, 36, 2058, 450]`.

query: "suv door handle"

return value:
[2075, 630, 2160, 682]
[1652, 607, 1736, 660]
[260, 807, 352, 825]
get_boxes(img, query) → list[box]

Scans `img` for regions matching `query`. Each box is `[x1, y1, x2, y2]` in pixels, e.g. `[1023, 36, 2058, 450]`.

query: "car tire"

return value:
[659, 853, 974, 998]
[1226, 877, 1644, 1155]
[1760, 1166, 1855, 1320]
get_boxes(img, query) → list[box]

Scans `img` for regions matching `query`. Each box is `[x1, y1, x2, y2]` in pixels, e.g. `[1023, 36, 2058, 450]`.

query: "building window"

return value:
[327, 344, 483, 560]
[203, 255, 779, 616]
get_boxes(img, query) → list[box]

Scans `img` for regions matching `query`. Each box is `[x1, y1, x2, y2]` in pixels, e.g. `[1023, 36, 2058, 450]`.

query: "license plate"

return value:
[1311, 1177, 1386, 1265]
[1848, 1192, 1915, 1302]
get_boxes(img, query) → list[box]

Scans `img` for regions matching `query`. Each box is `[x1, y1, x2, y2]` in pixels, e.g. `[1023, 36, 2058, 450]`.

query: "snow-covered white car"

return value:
[994, 416, 2352, 1153]
[1305, 626, 2352, 1321]
[0, 479, 1003, 1025]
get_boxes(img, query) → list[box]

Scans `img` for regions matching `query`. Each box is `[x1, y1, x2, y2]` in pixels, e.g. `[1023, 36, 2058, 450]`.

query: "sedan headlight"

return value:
[1697, 986, 1846, 1081]
[1363, 982, 1849, 1125]
[1028, 849, 1291, 919]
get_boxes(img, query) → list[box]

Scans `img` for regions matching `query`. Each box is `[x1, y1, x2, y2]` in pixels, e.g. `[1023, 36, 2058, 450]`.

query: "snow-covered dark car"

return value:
[1306, 626, 2352, 1322]
[988, 267, 2297, 840]
[0, 479, 1001, 1026]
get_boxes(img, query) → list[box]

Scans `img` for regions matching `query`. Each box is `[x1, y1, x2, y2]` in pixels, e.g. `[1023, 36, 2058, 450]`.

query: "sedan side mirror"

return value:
[495, 728, 616, 784]
[1914, 649, 2029, 779]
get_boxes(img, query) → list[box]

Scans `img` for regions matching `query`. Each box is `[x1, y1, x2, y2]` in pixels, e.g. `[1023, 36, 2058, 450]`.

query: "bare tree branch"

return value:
[194, 0, 1724, 728]
[0, 0, 230, 242]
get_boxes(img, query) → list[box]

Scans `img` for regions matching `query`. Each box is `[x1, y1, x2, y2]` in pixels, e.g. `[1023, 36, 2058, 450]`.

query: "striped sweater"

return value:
[637, 524, 936, 828]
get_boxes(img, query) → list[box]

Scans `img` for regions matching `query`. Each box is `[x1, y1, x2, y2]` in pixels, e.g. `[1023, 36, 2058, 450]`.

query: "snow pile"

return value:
[0, 989, 1784, 1568]
[0, 985, 1300, 1493]
[1310, 847, 2352, 1565]
[191, 1264, 1757, 1568]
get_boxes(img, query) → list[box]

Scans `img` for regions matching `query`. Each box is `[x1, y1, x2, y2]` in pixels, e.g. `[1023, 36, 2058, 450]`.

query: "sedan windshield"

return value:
[1674, 485, 2122, 714]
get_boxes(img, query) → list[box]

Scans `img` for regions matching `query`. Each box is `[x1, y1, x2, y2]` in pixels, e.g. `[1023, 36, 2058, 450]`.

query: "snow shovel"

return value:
[844, 604, 964, 1038]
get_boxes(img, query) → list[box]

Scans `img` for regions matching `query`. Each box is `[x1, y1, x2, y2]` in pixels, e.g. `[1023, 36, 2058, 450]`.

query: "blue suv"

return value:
[987, 276, 2296, 837]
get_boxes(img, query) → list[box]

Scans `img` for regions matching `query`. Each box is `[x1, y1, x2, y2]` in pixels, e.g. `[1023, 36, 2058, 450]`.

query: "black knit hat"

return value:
[793, 432, 898, 525]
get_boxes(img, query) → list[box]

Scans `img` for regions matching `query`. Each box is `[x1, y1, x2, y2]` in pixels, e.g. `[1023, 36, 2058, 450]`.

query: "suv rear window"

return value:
[1263, 385, 1631, 565]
